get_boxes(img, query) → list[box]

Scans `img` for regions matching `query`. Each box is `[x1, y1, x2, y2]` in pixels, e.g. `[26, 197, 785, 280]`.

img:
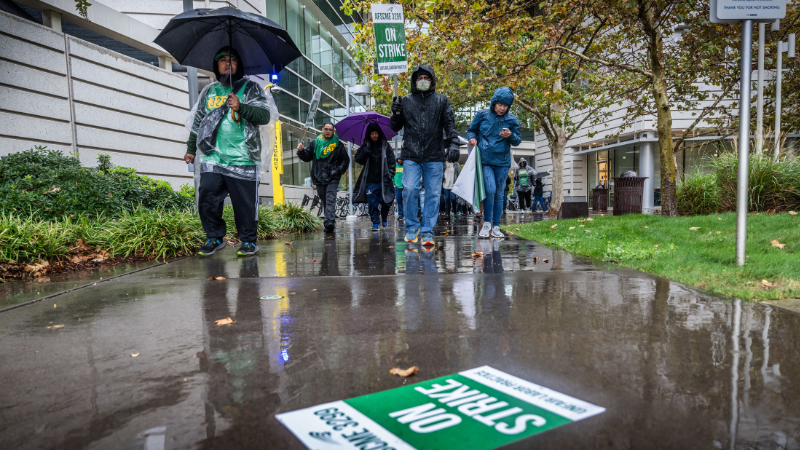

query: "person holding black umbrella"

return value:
[353, 123, 396, 230]
[184, 46, 272, 257]
[296, 123, 349, 234]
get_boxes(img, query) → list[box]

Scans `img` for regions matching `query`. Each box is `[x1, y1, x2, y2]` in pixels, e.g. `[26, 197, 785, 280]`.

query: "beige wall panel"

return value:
[70, 59, 188, 109]
[0, 111, 72, 144]
[0, 36, 67, 75]
[68, 38, 189, 92]
[0, 61, 70, 98]
[0, 86, 71, 121]
[75, 126, 186, 158]
[0, 10, 65, 51]
[0, 137, 72, 157]
[73, 103, 188, 142]
[71, 80, 187, 125]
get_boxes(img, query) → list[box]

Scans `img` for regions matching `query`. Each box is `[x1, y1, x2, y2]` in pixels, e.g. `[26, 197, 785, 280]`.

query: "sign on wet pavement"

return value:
[276, 366, 604, 450]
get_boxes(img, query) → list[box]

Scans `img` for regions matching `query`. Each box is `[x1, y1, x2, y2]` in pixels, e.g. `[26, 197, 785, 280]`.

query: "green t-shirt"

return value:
[518, 168, 529, 187]
[200, 83, 255, 167]
[394, 164, 404, 189]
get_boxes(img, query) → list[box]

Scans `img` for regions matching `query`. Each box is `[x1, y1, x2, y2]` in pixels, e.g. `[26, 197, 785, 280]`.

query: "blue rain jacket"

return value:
[466, 87, 522, 167]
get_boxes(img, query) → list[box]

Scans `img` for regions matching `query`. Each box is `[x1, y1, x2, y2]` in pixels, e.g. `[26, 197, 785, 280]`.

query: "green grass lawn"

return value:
[503, 212, 800, 301]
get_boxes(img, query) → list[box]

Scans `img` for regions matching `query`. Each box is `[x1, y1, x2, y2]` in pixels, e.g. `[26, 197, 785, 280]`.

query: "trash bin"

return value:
[613, 171, 647, 215]
[592, 185, 608, 212]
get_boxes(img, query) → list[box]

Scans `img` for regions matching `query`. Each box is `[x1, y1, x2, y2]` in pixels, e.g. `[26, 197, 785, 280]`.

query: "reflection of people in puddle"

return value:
[319, 241, 340, 276]
[405, 247, 438, 275]
[199, 256, 283, 441]
[476, 240, 503, 274]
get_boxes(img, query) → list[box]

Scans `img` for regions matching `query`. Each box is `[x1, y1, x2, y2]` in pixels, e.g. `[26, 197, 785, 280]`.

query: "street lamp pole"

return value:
[735, 20, 753, 266]
[756, 23, 765, 154]
[345, 85, 357, 220]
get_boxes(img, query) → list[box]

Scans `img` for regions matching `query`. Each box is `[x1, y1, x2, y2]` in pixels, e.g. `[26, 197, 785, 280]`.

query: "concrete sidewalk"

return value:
[0, 216, 798, 450]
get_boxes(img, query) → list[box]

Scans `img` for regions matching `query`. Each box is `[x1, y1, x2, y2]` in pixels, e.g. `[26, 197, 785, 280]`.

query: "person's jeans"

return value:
[402, 160, 443, 237]
[482, 164, 510, 227]
[503, 189, 509, 214]
[532, 195, 548, 212]
[395, 187, 404, 217]
[365, 183, 390, 224]
[443, 188, 455, 212]
[315, 183, 339, 228]
[518, 191, 532, 210]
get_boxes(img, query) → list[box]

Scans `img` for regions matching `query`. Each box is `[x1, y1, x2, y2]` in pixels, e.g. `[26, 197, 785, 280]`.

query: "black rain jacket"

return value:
[353, 123, 396, 204]
[390, 65, 460, 163]
[297, 139, 350, 186]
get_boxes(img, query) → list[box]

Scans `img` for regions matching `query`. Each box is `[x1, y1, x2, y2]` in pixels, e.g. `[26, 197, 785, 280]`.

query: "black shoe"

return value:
[237, 242, 259, 256]
[198, 238, 226, 256]
[324, 224, 335, 233]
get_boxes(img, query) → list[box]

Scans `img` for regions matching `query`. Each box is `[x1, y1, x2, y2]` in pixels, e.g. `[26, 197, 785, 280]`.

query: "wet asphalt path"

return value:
[1, 214, 799, 450]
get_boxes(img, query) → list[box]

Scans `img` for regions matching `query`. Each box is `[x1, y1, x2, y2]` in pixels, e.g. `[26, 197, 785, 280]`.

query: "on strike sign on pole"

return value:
[276, 366, 604, 450]
[371, 4, 407, 75]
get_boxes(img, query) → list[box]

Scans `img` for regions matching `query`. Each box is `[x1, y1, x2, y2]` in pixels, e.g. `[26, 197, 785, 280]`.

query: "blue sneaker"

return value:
[405, 231, 419, 243]
[421, 234, 434, 247]
[372, 223, 380, 230]
[382, 222, 388, 227]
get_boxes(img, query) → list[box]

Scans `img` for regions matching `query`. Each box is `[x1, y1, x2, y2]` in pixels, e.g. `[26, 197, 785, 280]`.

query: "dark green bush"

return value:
[0, 147, 194, 220]
[677, 172, 720, 216]
[714, 153, 800, 213]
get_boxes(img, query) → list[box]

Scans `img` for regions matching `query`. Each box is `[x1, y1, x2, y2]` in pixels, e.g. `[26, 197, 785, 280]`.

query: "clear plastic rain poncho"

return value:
[185, 77, 279, 205]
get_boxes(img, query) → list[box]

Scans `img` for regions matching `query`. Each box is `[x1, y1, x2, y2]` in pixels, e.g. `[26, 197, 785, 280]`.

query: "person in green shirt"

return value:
[514, 158, 532, 211]
[183, 47, 272, 257]
[394, 157, 405, 220]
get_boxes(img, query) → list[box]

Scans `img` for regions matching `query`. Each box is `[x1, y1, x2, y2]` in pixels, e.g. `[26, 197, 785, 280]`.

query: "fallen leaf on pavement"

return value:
[554, 263, 558, 268]
[47, 325, 64, 329]
[285, 242, 293, 245]
[26, 260, 49, 273]
[771, 239, 786, 249]
[131, 353, 139, 357]
[471, 252, 485, 259]
[387, 246, 394, 248]
[312, 259, 317, 262]
[390, 366, 419, 377]
[215, 317, 234, 326]
[689, 227, 700, 231]
[762, 280, 774, 287]
[533, 257, 539, 262]
[543, 259, 549, 263]
[210, 276, 226, 280]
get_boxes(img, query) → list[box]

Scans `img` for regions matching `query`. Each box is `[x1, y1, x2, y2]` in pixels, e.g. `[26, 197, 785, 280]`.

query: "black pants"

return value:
[316, 183, 338, 229]
[518, 191, 532, 210]
[198, 172, 258, 243]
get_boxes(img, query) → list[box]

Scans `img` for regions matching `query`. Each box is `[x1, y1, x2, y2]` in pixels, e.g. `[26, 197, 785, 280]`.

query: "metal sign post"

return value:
[711, 0, 786, 266]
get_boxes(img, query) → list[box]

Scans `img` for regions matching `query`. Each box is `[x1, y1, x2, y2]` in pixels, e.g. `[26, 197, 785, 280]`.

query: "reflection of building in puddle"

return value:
[452, 277, 476, 329]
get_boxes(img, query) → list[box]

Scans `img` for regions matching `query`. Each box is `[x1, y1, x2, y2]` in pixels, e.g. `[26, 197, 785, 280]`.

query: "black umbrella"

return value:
[154, 6, 302, 77]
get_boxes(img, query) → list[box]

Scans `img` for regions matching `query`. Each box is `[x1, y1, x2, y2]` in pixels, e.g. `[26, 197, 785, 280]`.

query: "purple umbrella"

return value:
[334, 112, 398, 147]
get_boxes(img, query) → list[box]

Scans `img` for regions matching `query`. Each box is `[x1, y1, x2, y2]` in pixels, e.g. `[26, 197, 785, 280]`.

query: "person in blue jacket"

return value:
[466, 87, 522, 238]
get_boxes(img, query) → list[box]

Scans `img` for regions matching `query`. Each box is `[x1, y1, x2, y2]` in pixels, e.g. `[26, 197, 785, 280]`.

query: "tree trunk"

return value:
[639, 1, 678, 217]
[549, 76, 567, 218]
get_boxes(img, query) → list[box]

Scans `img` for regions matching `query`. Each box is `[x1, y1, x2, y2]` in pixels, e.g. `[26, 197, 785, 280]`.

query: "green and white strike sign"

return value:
[276, 366, 604, 450]
[371, 3, 407, 75]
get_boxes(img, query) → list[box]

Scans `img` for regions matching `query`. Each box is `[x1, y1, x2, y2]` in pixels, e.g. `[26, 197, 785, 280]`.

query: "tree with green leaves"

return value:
[344, 0, 630, 216]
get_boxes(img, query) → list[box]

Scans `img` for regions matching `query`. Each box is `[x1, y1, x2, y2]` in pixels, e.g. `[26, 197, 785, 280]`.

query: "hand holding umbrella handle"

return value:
[227, 93, 242, 122]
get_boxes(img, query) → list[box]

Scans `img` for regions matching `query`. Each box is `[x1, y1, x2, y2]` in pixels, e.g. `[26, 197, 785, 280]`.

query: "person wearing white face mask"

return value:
[390, 65, 461, 247]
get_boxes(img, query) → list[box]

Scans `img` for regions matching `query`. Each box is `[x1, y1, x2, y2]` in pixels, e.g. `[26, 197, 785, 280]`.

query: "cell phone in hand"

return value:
[188, 163, 194, 172]
[502, 128, 510, 133]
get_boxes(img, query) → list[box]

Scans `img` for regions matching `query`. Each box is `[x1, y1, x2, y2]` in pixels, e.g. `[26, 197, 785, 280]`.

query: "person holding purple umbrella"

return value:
[353, 123, 396, 229]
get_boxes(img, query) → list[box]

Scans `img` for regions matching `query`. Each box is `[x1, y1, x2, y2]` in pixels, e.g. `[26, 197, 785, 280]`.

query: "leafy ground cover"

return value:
[0, 203, 320, 280]
[504, 212, 800, 301]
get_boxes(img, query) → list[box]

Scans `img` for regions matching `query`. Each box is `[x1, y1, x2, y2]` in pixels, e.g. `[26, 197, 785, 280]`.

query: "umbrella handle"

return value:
[231, 109, 241, 123]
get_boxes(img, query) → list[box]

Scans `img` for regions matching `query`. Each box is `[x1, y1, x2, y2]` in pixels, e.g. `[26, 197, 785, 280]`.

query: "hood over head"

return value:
[365, 122, 386, 144]
[518, 158, 528, 168]
[490, 87, 515, 115]
[410, 65, 436, 94]
[213, 46, 245, 86]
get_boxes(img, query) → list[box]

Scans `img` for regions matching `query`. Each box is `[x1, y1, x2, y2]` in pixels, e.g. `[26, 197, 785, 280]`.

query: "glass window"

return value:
[299, 77, 313, 101]
[286, 0, 303, 50]
[266, 0, 285, 27]
[276, 93, 300, 123]
[319, 28, 333, 76]
[319, 91, 336, 115]
[320, 72, 334, 99]
[304, 9, 321, 66]
[278, 69, 298, 96]
[332, 41, 344, 84]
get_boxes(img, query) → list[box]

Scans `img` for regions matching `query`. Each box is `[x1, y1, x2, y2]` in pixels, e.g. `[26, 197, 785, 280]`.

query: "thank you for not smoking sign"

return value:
[711, 0, 786, 22]
[276, 366, 604, 450]
[371, 4, 407, 75]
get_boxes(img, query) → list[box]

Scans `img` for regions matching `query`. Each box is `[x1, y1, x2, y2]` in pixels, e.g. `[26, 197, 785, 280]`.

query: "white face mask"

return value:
[416, 79, 431, 91]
